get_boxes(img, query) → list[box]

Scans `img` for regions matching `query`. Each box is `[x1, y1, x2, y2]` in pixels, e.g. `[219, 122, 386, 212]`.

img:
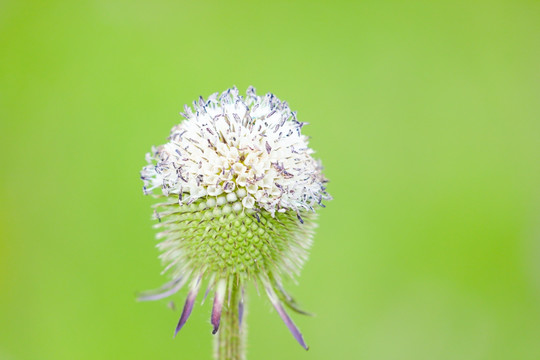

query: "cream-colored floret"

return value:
[141, 86, 329, 215]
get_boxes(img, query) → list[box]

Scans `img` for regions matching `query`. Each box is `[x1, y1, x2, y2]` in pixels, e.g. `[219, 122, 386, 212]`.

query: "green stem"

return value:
[214, 285, 246, 360]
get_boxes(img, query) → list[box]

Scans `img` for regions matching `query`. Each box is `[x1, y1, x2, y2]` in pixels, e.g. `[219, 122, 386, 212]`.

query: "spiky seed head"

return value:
[139, 86, 330, 348]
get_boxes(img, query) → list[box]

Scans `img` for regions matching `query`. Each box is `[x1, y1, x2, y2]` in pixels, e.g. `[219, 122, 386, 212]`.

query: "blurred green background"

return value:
[1, 0, 540, 359]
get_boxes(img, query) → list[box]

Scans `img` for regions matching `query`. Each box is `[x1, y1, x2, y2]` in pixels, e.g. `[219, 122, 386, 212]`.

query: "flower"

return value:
[139, 86, 330, 350]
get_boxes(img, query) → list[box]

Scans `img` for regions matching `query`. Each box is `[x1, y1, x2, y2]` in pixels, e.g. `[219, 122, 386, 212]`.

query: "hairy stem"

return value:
[214, 285, 246, 360]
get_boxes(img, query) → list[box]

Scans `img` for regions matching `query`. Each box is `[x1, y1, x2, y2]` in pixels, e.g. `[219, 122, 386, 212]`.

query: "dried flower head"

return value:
[139, 86, 330, 351]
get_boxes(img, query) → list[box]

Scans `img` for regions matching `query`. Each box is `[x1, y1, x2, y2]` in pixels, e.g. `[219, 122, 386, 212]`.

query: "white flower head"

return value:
[141, 86, 330, 216]
[139, 86, 331, 351]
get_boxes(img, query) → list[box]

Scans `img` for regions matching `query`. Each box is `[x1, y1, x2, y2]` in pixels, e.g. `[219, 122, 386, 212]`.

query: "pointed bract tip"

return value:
[137, 278, 184, 302]
[173, 280, 201, 337]
[266, 284, 309, 350]
[238, 300, 244, 327]
[210, 279, 226, 335]
[173, 296, 194, 337]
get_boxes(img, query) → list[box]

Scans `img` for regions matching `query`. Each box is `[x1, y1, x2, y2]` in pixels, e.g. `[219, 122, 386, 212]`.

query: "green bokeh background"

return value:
[1, 1, 540, 359]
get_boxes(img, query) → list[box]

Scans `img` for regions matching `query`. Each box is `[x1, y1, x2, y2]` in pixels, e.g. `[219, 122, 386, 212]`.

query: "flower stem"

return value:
[214, 285, 246, 360]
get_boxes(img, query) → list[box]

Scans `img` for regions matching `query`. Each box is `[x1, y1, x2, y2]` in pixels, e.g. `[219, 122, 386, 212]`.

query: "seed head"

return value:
[139, 86, 330, 349]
